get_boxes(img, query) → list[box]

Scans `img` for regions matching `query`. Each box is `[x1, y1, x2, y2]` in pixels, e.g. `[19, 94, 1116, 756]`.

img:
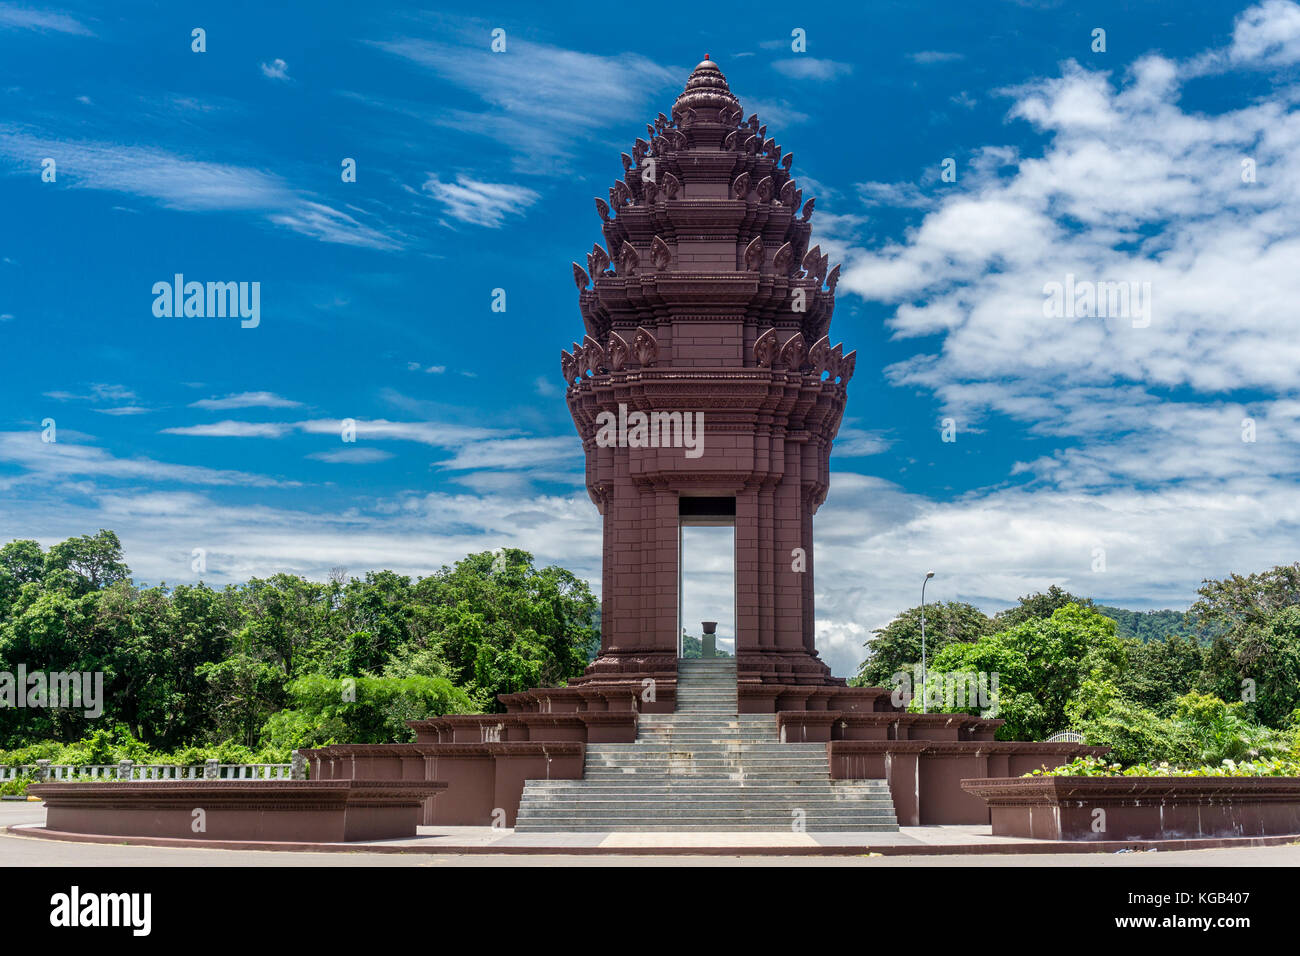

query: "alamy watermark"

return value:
[594, 403, 704, 459]
[1042, 273, 1151, 328]
[152, 275, 260, 328]
[891, 667, 1000, 717]
[0, 666, 103, 718]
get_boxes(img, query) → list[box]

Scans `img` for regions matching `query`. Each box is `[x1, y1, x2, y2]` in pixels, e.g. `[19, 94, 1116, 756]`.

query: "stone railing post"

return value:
[291, 751, 307, 780]
[34, 759, 51, 783]
[204, 759, 219, 780]
[116, 759, 133, 781]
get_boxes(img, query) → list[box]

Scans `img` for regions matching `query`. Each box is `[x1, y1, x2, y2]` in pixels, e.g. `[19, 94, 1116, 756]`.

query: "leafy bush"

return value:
[260, 674, 475, 750]
[1030, 754, 1300, 777]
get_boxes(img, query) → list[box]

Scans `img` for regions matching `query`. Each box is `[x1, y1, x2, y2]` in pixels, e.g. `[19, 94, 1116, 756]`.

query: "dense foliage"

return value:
[852, 563, 1300, 769]
[0, 532, 599, 757]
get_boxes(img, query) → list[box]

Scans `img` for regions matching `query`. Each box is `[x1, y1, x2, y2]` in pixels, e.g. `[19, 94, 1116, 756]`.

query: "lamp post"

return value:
[920, 571, 935, 714]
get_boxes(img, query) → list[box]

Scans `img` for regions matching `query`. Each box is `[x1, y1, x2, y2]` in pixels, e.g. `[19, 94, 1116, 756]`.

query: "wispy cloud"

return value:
[260, 58, 290, 81]
[367, 28, 679, 171]
[771, 58, 852, 81]
[0, 3, 93, 36]
[0, 126, 400, 249]
[422, 174, 539, 227]
[190, 391, 303, 410]
[162, 421, 294, 438]
[307, 447, 394, 464]
[0, 431, 295, 488]
[436, 437, 577, 471]
[908, 51, 964, 65]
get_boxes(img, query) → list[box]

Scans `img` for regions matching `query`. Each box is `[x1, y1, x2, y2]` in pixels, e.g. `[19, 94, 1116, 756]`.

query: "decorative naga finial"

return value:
[753, 328, 779, 367]
[618, 241, 640, 275]
[632, 326, 658, 367]
[773, 242, 794, 274]
[607, 331, 630, 371]
[779, 332, 806, 369]
[651, 236, 672, 271]
[572, 262, 590, 290]
[826, 263, 841, 293]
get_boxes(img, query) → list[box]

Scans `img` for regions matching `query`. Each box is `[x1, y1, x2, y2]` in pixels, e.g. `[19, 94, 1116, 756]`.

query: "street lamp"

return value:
[920, 571, 935, 714]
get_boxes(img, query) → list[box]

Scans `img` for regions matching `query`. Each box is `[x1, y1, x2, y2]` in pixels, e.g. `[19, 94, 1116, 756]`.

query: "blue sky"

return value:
[3, 0, 1300, 675]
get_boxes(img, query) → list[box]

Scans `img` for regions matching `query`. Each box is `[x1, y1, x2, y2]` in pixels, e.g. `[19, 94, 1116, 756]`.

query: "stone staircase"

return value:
[514, 659, 899, 832]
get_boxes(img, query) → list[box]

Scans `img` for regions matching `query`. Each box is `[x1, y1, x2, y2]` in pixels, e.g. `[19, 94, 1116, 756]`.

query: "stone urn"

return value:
[701, 621, 717, 658]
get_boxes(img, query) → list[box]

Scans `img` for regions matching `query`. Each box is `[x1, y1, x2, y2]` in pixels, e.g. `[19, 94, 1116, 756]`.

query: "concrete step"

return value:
[518, 814, 897, 821]
[518, 825, 900, 832]
[517, 815, 898, 825]
[517, 806, 894, 811]
[593, 744, 817, 750]
[584, 763, 832, 771]
[525, 782, 890, 791]
[514, 669, 897, 832]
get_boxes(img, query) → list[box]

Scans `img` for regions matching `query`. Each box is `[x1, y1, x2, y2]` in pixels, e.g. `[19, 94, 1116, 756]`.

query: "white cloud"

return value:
[0, 431, 296, 488]
[162, 421, 294, 438]
[189, 391, 303, 410]
[771, 58, 852, 81]
[422, 174, 539, 227]
[260, 58, 290, 81]
[0, 3, 93, 35]
[0, 126, 400, 249]
[1229, 0, 1300, 66]
[0, 486, 604, 595]
[307, 448, 394, 464]
[436, 437, 578, 471]
[369, 31, 679, 172]
[814, 0, 1300, 673]
[908, 51, 964, 65]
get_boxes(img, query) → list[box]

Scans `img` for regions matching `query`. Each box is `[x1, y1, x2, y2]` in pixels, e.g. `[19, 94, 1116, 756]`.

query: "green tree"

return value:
[260, 674, 474, 749]
[1196, 607, 1300, 727]
[993, 585, 1093, 630]
[42, 530, 130, 595]
[928, 603, 1124, 741]
[852, 601, 992, 688]
[413, 549, 598, 708]
[1192, 562, 1300, 628]
[1117, 632, 1204, 714]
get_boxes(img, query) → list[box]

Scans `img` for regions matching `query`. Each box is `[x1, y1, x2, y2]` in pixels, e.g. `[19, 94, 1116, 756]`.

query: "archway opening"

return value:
[678, 496, 736, 660]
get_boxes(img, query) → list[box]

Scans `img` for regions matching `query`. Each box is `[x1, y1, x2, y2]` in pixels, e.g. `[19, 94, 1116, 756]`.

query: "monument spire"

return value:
[673, 54, 740, 115]
[562, 59, 855, 689]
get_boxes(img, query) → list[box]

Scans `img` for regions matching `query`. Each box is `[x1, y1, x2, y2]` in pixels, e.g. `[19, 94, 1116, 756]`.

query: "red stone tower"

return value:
[561, 58, 856, 688]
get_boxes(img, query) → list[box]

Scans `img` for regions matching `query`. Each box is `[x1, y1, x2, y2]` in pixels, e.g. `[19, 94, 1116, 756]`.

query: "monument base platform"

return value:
[13, 821, 1300, 857]
[306, 690, 1104, 828]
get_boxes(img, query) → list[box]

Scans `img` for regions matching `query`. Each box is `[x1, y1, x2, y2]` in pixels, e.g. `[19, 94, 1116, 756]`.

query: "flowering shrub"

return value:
[1027, 754, 1300, 777]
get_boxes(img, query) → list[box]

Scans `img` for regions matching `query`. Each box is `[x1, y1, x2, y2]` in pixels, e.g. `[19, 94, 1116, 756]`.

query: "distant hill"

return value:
[1095, 605, 1225, 643]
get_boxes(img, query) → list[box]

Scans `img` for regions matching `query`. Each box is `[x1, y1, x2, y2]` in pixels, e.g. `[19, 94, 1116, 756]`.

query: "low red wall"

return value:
[829, 741, 1108, 825]
[962, 776, 1300, 840]
[305, 742, 585, 827]
[29, 780, 445, 842]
